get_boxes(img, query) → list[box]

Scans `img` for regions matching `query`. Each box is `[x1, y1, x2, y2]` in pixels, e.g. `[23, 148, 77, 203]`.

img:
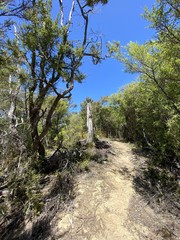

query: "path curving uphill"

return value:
[53, 141, 179, 240]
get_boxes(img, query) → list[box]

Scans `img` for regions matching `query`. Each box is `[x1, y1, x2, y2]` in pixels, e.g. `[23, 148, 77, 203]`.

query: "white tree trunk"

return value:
[7, 26, 25, 153]
[87, 102, 93, 143]
[8, 75, 19, 134]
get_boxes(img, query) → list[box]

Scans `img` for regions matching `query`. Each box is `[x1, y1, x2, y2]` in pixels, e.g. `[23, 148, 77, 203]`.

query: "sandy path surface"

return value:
[53, 141, 179, 240]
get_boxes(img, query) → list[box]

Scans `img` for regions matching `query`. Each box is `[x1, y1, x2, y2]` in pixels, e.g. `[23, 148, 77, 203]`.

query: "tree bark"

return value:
[31, 124, 45, 159]
[8, 75, 25, 152]
[87, 101, 94, 143]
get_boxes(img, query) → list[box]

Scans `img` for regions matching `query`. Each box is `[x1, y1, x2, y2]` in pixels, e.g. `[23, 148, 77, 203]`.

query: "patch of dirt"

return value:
[51, 141, 180, 240]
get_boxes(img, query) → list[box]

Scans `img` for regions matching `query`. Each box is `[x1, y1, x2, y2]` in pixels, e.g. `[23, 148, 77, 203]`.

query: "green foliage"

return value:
[86, 0, 108, 7]
[166, 114, 180, 157]
[0, 159, 43, 218]
[62, 113, 86, 148]
[79, 159, 90, 172]
[106, 41, 120, 58]
[143, 0, 180, 43]
[114, 0, 180, 115]
[80, 97, 120, 138]
[108, 80, 180, 161]
[107, 0, 179, 173]
[38, 96, 70, 148]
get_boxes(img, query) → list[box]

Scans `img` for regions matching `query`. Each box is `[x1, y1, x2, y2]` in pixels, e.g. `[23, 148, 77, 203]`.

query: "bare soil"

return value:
[50, 141, 180, 240]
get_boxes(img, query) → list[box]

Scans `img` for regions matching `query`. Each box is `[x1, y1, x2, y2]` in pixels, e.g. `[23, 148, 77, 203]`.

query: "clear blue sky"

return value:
[69, 0, 156, 109]
[4, 0, 156, 109]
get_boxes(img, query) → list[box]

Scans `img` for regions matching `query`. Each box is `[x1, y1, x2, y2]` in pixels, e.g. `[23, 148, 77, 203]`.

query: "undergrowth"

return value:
[0, 143, 98, 239]
[132, 147, 180, 216]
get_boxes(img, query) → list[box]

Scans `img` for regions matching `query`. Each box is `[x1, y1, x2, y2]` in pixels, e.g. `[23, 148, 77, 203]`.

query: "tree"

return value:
[114, 0, 180, 115]
[80, 97, 121, 138]
[39, 96, 69, 148]
[86, 98, 94, 143]
[116, 41, 180, 114]
[144, 0, 180, 45]
[110, 0, 180, 168]
[0, 0, 31, 17]
[3, 0, 108, 159]
[0, 0, 32, 46]
[62, 112, 85, 147]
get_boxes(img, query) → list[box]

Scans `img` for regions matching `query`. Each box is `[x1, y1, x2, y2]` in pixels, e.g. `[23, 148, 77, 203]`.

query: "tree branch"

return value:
[76, 0, 89, 46]
[59, 0, 64, 27]
[39, 82, 74, 141]
[67, 0, 75, 28]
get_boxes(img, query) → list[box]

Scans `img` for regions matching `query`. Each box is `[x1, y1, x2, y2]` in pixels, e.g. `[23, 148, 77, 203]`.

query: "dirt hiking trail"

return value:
[52, 141, 179, 240]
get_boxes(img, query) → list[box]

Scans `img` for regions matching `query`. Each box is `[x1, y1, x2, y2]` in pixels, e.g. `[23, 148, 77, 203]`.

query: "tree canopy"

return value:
[0, 0, 108, 159]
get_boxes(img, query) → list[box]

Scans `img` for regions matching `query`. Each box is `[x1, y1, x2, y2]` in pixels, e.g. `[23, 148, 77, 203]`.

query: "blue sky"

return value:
[2, 0, 156, 109]
[69, 0, 156, 109]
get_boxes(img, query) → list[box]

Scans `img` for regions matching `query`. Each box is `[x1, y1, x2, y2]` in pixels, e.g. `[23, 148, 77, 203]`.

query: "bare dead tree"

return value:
[86, 99, 94, 143]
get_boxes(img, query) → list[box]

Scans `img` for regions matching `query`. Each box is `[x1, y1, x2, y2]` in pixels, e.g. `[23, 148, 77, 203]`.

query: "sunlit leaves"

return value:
[143, 0, 180, 44]
[86, 0, 108, 7]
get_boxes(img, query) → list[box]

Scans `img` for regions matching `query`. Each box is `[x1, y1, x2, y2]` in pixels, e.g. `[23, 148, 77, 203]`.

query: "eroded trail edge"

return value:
[53, 141, 179, 240]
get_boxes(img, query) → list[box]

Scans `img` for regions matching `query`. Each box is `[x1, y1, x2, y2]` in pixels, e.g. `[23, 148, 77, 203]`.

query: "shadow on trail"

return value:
[0, 172, 75, 240]
[16, 218, 51, 240]
[131, 147, 179, 217]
